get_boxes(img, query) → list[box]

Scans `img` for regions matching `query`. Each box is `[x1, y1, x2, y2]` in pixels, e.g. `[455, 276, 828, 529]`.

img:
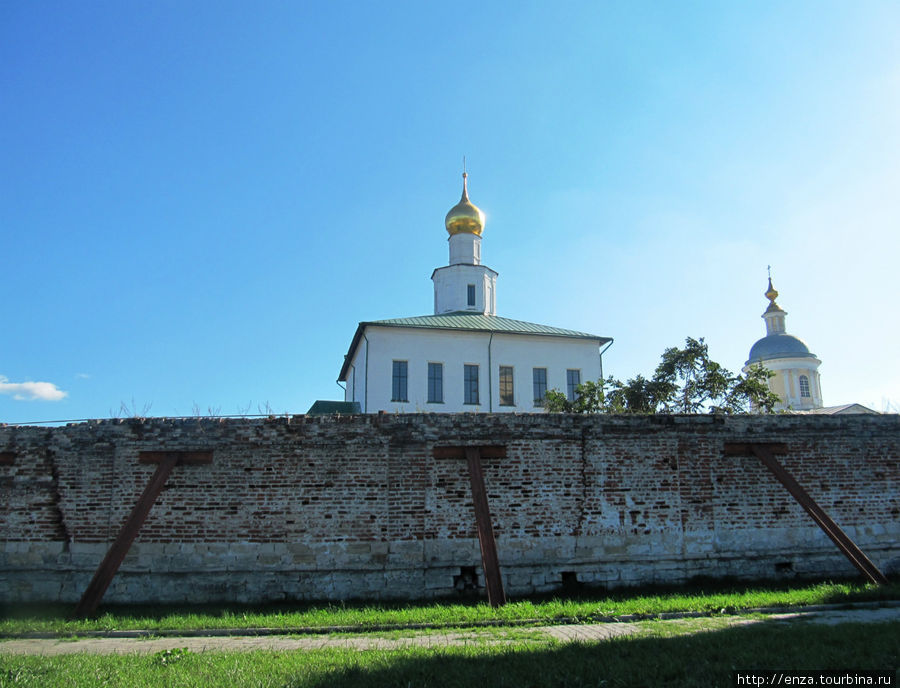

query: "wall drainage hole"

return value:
[775, 561, 794, 573]
[453, 566, 478, 591]
[561, 571, 582, 590]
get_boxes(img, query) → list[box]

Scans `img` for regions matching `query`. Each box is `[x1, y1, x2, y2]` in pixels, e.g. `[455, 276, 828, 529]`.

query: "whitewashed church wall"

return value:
[490, 334, 602, 410]
[355, 327, 601, 413]
[345, 336, 368, 410]
[361, 327, 491, 412]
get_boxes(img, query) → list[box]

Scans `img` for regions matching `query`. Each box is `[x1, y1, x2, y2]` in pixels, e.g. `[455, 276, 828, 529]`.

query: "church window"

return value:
[464, 364, 479, 404]
[428, 362, 443, 403]
[499, 366, 514, 406]
[567, 369, 581, 401]
[392, 360, 408, 402]
[467, 284, 476, 307]
[533, 368, 547, 406]
[799, 375, 811, 398]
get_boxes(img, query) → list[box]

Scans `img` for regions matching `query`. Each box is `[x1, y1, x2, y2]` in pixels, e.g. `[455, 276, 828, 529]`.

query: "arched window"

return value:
[799, 375, 811, 398]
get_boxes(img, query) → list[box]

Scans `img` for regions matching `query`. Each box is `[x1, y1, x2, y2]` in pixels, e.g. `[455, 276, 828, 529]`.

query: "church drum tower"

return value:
[743, 277, 823, 411]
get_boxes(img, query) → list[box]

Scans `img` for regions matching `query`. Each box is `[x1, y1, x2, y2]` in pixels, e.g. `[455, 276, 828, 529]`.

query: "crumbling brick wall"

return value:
[1, 413, 897, 603]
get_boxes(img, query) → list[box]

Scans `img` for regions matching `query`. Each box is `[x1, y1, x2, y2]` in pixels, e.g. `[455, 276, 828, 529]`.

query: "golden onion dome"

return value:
[765, 277, 779, 303]
[764, 276, 783, 313]
[445, 172, 485, 236]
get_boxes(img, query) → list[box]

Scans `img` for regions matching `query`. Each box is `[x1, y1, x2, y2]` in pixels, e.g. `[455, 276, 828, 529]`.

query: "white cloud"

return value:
[0, 376, 68, 401]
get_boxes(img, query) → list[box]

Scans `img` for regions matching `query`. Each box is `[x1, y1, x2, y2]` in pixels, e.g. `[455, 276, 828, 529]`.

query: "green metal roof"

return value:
[369, 312, 607, 339]
[307, 400, 362, 415]
[338, 312, 610, 381]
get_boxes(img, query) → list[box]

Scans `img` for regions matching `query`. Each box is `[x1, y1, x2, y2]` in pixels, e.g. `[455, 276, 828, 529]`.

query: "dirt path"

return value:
[1, 606, 897, 656]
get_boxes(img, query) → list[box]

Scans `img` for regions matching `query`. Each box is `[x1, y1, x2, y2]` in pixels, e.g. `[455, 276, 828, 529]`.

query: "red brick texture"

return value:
[0, 414, 897, 603]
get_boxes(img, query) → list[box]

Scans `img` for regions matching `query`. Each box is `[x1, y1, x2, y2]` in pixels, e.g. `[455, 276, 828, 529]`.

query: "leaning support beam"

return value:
[724, 442, 887, 586]
[74, 451, 213, 618]
[465, 447, 507, 607]
[434, 445, 507, 607]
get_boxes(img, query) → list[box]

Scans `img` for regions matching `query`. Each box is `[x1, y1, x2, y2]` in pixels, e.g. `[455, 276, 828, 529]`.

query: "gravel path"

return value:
[1, 606, 896, 656]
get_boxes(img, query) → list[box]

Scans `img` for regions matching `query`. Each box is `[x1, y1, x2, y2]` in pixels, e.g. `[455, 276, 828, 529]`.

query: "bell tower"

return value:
[432, 172, 498, 315]
[743, 273, 823, 411]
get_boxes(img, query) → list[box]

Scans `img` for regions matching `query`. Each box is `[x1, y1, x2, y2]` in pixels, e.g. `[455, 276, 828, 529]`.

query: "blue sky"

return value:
[2, 1, 899, 423]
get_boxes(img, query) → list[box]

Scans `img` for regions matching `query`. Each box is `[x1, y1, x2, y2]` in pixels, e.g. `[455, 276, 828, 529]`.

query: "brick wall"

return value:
[1, 414, 897, 603]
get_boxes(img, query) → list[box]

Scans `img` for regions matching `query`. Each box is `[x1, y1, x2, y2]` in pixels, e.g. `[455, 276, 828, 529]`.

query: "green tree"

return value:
[544, 378, 619, 414]
[544, 337, 780, 414]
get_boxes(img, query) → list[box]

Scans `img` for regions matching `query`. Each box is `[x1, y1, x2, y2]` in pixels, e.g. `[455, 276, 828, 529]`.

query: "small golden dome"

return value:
[764, 276, 783, 313]
[765, 277, 779, 304]
[445, 172, 485, 236]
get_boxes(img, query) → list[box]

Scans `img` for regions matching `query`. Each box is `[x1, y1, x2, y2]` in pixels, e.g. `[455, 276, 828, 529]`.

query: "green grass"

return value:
[1, 620, 897, 687]
[1, 578, 897, 636]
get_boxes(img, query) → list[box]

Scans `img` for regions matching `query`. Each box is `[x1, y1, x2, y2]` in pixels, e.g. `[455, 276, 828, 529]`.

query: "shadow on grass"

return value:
[294, 620, 899, 688]
[0, 617, 896, 688]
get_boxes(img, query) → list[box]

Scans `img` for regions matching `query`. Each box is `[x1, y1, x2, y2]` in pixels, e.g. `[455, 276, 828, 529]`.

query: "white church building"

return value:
[742, 277, 823, 411]
[338, 174, 612, 413]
